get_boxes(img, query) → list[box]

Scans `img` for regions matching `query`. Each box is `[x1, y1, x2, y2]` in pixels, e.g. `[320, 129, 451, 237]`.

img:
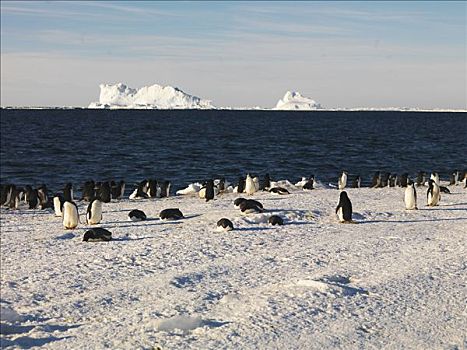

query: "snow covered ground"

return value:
[1, 185, 466, 349]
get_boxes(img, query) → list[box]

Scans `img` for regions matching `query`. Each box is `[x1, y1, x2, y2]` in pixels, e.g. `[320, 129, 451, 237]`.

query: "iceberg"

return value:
[274, 91, 321, 110]
[89, 83, 214, 109]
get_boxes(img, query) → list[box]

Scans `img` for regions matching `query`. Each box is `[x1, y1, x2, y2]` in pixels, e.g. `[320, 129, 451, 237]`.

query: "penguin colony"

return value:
[1, 170, 465, 240]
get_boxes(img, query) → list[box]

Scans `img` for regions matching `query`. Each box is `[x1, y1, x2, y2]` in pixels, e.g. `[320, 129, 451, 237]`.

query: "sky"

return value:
[1, 1, 466, 109]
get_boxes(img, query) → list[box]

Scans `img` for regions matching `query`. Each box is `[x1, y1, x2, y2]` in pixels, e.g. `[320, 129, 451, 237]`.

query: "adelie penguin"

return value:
[236, 177, 246, 194]
[427, 179, 440, 207]
[303, 175, 315, 190]
[63, 200, 79, 229]
[404, 180, 417, 210]
[336, 191, 353, 223]
[268, 215, 284, 226]
[416, 171, 426, 187]
[159, 208, 184, 220]
[27, 188, 39, 210]
[351, 175, 361, 189]
[81, 180, 95, 201]
[37, 184, 49, 208]
[239, 199, 264, 214]
[399, 173, 409, 188]
[64, 183, 74, 201]
[86, 197, 103, 225]
[261, 174, 271, 191]
[245, 174, 256, 195]
[129, 180, 149, 200]
[338, 171, 347, 190]
[53, 193, 65, 217]
[99, 182, 111, 203]
[430, 172, 440, 187]
[217, 218, 234, 231]
[159, 181, 171, 198]
[83, 228, 112, 242]
[269, 187, 290, 195]
[371, 172, 380, 188]
[128, 209, 147, 221]
[147, 179, 159, 198]
[205, 179, 215, 202]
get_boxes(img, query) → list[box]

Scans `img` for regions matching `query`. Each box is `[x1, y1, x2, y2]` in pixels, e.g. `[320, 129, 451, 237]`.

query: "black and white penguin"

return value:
[110, 180, 119, 199]
[380, 172, 390, 187]
[234, 197, 247, 209]
[336, 191, 353, 223]
[205, 179, 215, 202]
[99, 182, 111, 203]
[399, 173, 409, 188]
[303, 175, 315, 190]
[245, 174, 256, 195]
[159, 181, 171, 198]
[351, 175, 361, 189]
[370, 172, 380, 188]
[0, 184, 10, 206]
[404, 180, 417, 210]
[268, 215, 284, 226]
[430, 172, 440, 187]
[8, 186, 20, 209]
[237, 177, 246, 194]
[239, 199, 264, 214]
[261, 173, 271, 191]
[128, 209, 147, 221]
[63, 200, 79, 229]
[439, 186, 451, 194]
[37, 184, 49, 207]
[416, 171, 426, 187]
[146, 179, 158, 198]
[23, 185, 33, 203]
[2, 184, 14, 207]
[117, 180, 125, 199]
[388, 174, 397, 187]
[217, 178, 226, 193]
[83, 228, 112, 242]
[86, 197, 103, 225]
[129, 180, 149, 199]
[27, 188, 39, 209]
[81, 180, 95, 201]
[159, 208, 184, 220]
[427, 179, 440, 206]
[217, 218, 234, 231]
[449, 170, 459, 186]
[53, 193, 65, 217]
[338, 171, 347, 190]
[269, 187, 290, 195]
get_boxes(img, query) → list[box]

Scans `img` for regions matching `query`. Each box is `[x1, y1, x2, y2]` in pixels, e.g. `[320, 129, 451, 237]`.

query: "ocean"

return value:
[1, 109, 465, 193]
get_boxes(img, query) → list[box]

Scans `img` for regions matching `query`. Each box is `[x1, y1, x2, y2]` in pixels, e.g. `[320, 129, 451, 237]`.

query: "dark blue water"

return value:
[1, 109, 466, 192]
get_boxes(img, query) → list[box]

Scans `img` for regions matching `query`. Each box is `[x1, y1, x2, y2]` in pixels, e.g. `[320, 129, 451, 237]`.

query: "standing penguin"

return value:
[27, 188, 39, 209]
[237, 177, 246, 193]
[303, 175, 315, 190]
[404, 180, 417, 210]
[416, 171, 426, 187]
[399, 173, 409, 188]
[159, 181, 171, 198]
[245, 174, 256, 195]
[81, 180, 95, 201]
[205, 179, 215, 202]
[336, 191, 353, 223]
[338, 171, 347, 190]
[99, 182, 111, 203]
[371, 172, 380, 188]
[117, 180, 125, 199]
[37, 185, 48, 207]
[64, 183, 74, 201]
[427, 179, 440, 206]
[430, 172, 440, 186]
[63, 200, 79, 229]
[86, 197, 103, 225]
[351, 175, 361, 189]
[147, 179, 158, 198]
[53, 193, 65, 217]
[261, 173, 271, 191]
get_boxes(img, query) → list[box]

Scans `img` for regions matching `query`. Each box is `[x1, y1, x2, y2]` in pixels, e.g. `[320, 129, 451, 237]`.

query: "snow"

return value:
[274, 91, 321, 110]
[1, 184, 466, 349]
[88, 83, 214, 109]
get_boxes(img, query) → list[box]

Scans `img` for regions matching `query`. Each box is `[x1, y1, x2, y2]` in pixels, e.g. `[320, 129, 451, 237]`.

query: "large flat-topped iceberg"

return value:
[274, 91, 321, 110]
[89, 83, 214, 109]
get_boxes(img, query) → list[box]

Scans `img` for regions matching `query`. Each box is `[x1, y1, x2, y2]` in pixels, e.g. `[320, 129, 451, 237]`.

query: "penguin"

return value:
[128, 209, 147, 221]
[303, 176, 315, 190]
[0, 184, 9, 206]
[86, 197, 103, 225]
[449, 170, 459, 186]
[336, 191, 353, 223]
[239, 199, 264, 214]
[351, 175, 361, 189]
[269, 187, 290, 195]
[64, 183, 74, 201]
[53, 193, 65, 217]
[262, 173, 271, 191]
[253, 176, 260, 192]
[217, 218, 234, 231]
[399, 173, 409, 188]
[110, 180, 119, 199]
[99, 182, 111, 203]
[338, 171, 347, 190]
[404, 180, 417, 210]
[371, 172, 380, 188]
[147, 179, 158, 198]
[37, 184, 48, 207]
[62, 200, 79, 229]
[388, 174, 397, 187]
[159, 181, 171, 198]
[235, 177, 245, 193]
[205, 179, 215, 202]
[268, 215, 284, 226]
[245, 174, 256, 195]
[129, 180, 149, 199]
[23, 185, 33, 203]
[198, 184, 207, 199]
[216, 178, 226, 193]
[427, 179, 440, 207]
[463, 172, 467, 188]
[430, 172, 440, 187]
[234, 197, 247, 209]
[8, 186, 20, 210]
[83, 228, 112, 242]
[27, 188, 39, 209]
[380, 172, 390, 188]
[439, 186, 451, 194]
[2, 184, 15, 207]
[159, 208, 184, 220]
[81, 180, 95, 201]
[416, 171, 426, 187]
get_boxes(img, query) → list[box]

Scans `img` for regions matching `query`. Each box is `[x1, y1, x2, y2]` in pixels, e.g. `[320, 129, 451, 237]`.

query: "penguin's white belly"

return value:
[338, 175, 347, 190]
[404, 188, 417, 210]
[337, 207, 344, 222]
[87, 202, 102, 225]
[53, 197, 62, 217]
[63, 203, 79, 229]
[198, 188, 206, 199]
[428, 188, 440, 206]
[245, 179, 255, 195]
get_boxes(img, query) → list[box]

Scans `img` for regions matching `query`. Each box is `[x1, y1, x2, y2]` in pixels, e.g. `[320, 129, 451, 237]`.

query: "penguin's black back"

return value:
[205, 179, 215, 201]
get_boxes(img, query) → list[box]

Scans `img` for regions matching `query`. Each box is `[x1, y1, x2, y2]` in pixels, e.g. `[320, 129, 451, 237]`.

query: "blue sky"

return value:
[1, 1, 465, 108]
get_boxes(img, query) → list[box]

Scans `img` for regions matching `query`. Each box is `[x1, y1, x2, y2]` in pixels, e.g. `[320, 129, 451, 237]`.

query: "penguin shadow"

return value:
[112, 236, 156, 242]
[358, 217, 467, 224]
[235, 227, 271, 232]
